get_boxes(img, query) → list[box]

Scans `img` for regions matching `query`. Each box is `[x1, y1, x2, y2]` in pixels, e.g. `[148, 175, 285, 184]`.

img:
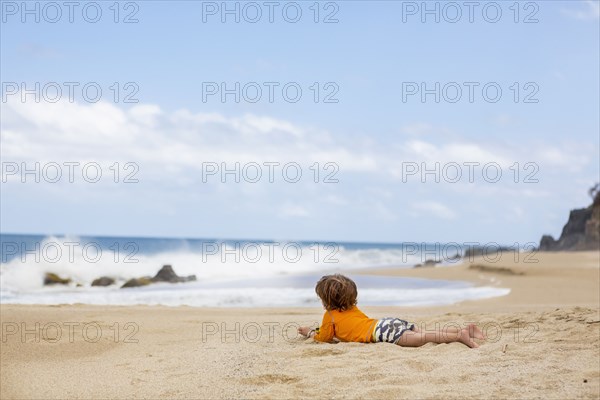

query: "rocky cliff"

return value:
[539, 184, 600, 251]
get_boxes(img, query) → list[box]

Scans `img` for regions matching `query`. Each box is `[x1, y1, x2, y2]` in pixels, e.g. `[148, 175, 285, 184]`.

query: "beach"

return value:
[3, 1, 598, 398]
[1, 250, 599, 399]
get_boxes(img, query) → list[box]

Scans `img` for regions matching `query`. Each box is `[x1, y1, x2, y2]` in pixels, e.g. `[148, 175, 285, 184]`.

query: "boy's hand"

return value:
[298, 326, 312, 337]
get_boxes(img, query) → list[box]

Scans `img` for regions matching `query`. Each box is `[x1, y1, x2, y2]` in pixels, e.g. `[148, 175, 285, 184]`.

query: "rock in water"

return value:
[151, 265, 178, 282]
[121, 277, 152, 288]
[44, 273, 71, 285]
[91, 277, 116, 287]
[539, 185, 600, 251]
[120, 266, 196, 289]
[415, 259, 439, 268]
[151, 265, 196, 283]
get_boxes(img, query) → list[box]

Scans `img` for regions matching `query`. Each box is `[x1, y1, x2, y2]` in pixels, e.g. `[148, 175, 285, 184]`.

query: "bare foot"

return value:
[459, 329, 479, 348]
[467, 323, 486, 340]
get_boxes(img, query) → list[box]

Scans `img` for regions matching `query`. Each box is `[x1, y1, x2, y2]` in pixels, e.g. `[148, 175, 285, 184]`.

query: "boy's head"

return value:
[315, 274, 357, 311]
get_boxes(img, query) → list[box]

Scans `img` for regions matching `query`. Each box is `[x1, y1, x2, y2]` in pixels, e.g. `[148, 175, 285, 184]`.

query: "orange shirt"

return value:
[313, 305, 377, 343]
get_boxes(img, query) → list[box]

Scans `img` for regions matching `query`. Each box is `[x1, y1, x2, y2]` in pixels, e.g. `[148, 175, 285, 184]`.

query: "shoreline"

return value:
[1, 264, 510, 309]
[4, 250, 597, 314]
[355, 250, 600, 314]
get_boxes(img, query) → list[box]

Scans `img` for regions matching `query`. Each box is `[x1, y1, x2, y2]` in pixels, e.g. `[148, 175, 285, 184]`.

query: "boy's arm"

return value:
[313, 311, 335, 342]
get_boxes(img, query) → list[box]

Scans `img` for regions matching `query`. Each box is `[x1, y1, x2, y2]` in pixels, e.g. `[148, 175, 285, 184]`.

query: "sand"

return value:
[1, 251, 599, 399]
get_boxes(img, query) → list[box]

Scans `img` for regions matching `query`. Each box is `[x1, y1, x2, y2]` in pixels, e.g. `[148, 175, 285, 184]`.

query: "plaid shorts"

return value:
[372, 317, 415, 344]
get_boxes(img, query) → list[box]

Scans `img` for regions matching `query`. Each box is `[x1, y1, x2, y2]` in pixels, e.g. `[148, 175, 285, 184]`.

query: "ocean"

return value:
[0, 233, 510, 307]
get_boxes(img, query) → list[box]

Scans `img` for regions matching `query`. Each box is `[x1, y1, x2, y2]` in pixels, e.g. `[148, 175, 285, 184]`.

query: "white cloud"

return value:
[2, 99, 363, 173]
[401, 140, 512, 166]
[2, 97, 597, 243]
[1, 97, 592, 188]
[129, 104, 163, 128]
[234, 114, 304, 137]
[279, 203, 309, 218]
[17, 42, 61, 58]
[324, 195, 348, 206]
[562, 0, 600, 20]
[371, 201, 398, 221]
[411, 201, 457, 220]
[492, 114, 516, 126]
[533, 145, 593, 173]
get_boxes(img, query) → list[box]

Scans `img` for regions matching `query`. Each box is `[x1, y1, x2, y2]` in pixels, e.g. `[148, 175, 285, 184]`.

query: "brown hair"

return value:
[315, 274, 358, 311]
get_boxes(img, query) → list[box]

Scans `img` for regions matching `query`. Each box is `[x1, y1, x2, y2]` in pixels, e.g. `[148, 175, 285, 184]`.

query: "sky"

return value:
[1, 0, 599, 245]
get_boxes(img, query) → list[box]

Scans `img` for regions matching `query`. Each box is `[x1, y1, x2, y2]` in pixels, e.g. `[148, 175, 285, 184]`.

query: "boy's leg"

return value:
[411, 323, 485, 339]
[396, 328, 478, 348]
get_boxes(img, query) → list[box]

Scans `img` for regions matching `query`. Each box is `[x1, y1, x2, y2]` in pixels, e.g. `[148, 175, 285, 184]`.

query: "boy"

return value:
[298, 274, 484, 348]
